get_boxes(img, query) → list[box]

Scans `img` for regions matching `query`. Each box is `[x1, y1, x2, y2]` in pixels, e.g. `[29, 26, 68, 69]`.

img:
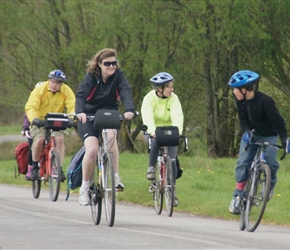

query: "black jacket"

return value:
[76, 69, 135, 114]
[237, 90, 287, 144]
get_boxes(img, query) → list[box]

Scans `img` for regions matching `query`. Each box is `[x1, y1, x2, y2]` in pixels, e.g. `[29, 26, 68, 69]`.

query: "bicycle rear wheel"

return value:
[153, 163, 163, 215]
[103, 152, 115, 227]
[245, 164, 271, 232]
[91, 183, 102, 225]
[164, 156, 174, 217]
[49, 151, 61, 202]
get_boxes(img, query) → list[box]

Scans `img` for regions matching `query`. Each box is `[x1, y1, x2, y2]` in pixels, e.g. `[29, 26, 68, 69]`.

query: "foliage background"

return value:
[1, 0, 290, 157]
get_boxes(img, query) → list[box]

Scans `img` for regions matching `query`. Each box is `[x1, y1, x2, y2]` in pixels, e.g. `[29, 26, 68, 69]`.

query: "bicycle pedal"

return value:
[115, 187, 124, 192]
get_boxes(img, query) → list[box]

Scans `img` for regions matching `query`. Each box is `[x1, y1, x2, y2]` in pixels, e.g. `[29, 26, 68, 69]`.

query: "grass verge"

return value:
[2, 145, 290, 227]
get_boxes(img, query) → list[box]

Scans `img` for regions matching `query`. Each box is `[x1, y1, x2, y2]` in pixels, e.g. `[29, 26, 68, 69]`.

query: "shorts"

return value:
[30, 125, 64, 150]
[30, 125, 64, 139]
[77, 120, 101, 142]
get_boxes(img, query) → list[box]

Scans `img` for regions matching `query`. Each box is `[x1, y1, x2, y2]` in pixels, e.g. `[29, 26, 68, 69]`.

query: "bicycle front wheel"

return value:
[103, 152, 115, 227]
[91, 184, 102, 225]
[49, 151, 61, 202]
[164, 156, 174, 217]
[32, 178, 41, 199]
[245, 164, 271, 232]
[154, 163, 163, 215]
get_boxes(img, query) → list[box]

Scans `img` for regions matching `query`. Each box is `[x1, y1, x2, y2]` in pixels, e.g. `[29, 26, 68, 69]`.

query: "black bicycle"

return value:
[239, 129, 286, 232]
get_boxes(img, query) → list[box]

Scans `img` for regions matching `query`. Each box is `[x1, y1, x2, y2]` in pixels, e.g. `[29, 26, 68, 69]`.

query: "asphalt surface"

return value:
[1, 184, 290, 249]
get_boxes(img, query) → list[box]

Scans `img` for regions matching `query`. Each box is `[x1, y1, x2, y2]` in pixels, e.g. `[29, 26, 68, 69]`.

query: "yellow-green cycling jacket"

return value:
[25, 81, 76, 123]
[141, 90, 184, 136]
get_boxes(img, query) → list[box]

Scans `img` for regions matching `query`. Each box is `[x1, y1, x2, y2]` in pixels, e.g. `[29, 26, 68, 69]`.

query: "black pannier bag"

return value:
[93, 109, 121, 130]
[45, 112, 69, 131]
[155, 126, 179, 147]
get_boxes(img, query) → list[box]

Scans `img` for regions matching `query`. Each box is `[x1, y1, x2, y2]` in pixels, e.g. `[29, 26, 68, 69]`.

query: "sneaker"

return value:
[79, 186, 90, 206]
[115, 175, 124, 191]
[146, 166, 156, 180]
[173, 196, 179, 207]
[25, 165, 33, 181]
[229, 196, 242, 215]
[61, 169, 66, 182]
[30, 166, 39, 181]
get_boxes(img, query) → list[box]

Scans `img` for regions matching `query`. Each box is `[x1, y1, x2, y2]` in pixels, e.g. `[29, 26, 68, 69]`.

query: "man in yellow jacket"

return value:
[25, 69, 75, 181]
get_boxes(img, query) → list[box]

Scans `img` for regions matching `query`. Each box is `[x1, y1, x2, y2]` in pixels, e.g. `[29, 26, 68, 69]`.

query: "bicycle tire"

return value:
[103, 152, 115, 227]
[245, 164, 271, 232]
[91, 184, 102, 225]
[239, 197, 247, 231]
[32, 179, 41, 199]
[164, 156, 174, 217]
[49, 151, 61, 202]
[154, 162, 163, 215]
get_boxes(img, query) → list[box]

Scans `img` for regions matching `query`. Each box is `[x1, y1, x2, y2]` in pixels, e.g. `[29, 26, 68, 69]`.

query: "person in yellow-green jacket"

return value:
[25, 69, 76, 181]
[141, 72, 184, 206]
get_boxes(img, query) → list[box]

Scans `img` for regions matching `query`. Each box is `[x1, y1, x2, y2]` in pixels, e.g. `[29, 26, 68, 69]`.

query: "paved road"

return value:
[0, 134, 26, 144]
[1, 184, 290, 249]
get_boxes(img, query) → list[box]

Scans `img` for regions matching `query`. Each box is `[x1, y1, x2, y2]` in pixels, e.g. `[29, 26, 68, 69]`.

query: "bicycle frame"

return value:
[239, 131, 284, 232]
[39, 130, 56, 180]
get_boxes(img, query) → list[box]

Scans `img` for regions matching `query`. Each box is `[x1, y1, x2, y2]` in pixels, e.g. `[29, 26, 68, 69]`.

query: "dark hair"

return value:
[86, 48, 120, 75]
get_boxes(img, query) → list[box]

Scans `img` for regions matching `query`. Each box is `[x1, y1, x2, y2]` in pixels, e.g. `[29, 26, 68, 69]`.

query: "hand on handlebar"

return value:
[32, 118, 45, 128]
[76, 113, 87, 124]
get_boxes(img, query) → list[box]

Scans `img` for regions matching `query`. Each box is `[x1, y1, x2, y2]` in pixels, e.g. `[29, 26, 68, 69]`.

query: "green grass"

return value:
[1, 137, 290, 226]
[0, 124, 22, 135]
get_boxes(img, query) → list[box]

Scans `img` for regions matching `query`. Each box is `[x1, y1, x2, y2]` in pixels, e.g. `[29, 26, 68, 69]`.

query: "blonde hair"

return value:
[86, 48, 120, 75]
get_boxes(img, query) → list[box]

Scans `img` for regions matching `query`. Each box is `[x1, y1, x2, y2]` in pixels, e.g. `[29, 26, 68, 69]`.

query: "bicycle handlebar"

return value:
[87, 111, 139, 122]
[141, 125, 188, 153]
[244, 129, 286, 160]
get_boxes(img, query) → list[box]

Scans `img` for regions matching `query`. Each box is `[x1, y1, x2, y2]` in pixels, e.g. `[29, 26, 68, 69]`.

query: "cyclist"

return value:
[76, 48, 135, 206]
[141, 72, 184, 206]
[228, 70, 288, 214]
[25, 69, 76, 181]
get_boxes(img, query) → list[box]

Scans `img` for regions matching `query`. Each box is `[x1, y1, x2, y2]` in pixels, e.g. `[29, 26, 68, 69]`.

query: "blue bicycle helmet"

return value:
[150, 72, 173, 85]
[228, 70, 260, 89]
[48, 69, 66, 82]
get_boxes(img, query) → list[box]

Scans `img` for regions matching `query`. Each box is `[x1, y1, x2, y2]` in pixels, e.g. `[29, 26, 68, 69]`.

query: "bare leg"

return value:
[55, 136, 65, 166]
[105, 129, 119, 174]
[82, 136, 99, 181]
[32, 137, 44, 162]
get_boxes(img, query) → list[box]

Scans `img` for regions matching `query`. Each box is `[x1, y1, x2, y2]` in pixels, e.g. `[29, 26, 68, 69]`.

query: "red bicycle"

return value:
[32, 112, 75, 201]
[141, 125, 188, 217]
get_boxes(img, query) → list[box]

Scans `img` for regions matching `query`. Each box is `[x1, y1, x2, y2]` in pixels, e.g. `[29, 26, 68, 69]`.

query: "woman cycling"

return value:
[141, 72, 184, 206]
[76, 48, 135, 206]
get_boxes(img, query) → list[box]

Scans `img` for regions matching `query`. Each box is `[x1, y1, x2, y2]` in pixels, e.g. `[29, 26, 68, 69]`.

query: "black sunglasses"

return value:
[103, 61, 117, 67]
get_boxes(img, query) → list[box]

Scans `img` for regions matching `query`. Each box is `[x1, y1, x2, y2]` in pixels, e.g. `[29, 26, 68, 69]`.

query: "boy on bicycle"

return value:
[228, 70, 288, 214]
[25, 69, 76, 181]
[141, 72, 184, 206]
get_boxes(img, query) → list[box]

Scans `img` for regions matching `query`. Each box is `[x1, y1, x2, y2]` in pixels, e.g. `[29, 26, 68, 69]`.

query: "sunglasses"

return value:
[103, 61, 117, 67]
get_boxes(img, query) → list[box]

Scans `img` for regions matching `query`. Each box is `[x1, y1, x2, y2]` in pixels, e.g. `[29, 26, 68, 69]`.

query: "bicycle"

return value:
[141, 125, 188, 217]
[239, 129, 286, 232]
[87, 109, 138, 227]
[32, 112, 75, 202]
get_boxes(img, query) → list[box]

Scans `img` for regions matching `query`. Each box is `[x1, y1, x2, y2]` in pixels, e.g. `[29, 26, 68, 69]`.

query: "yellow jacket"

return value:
[25, 81, 76, 122]
[141, 90, 184, 135]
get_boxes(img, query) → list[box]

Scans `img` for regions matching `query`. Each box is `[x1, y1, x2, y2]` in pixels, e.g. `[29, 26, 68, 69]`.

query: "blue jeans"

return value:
[233, 134, 279, 197]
